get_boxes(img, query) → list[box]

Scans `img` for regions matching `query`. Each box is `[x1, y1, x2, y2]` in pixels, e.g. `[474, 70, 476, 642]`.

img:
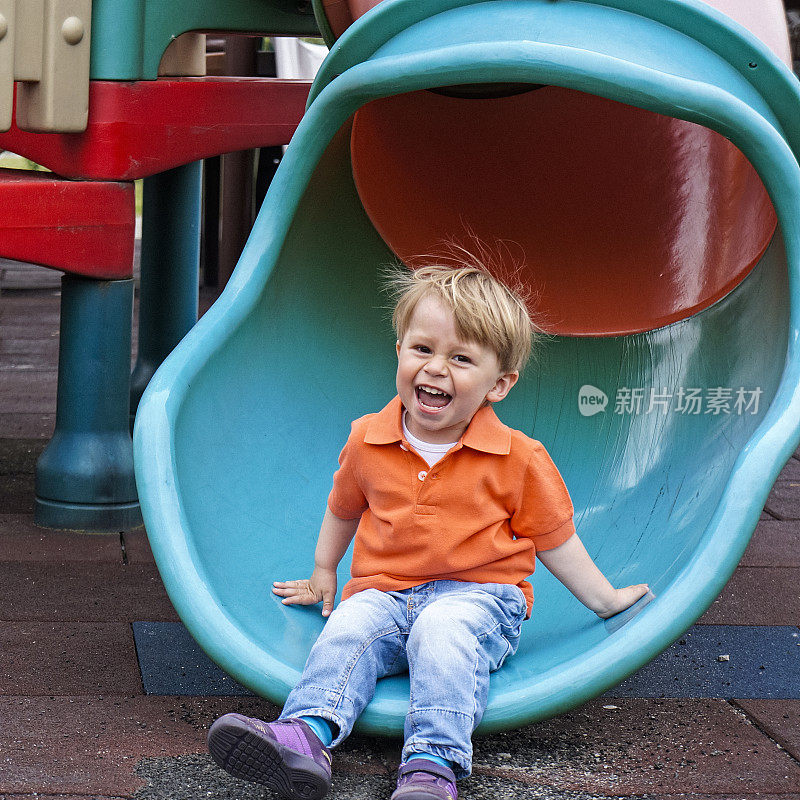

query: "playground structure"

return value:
[134, 0, 800, 733]
[0, 1, 318, 529]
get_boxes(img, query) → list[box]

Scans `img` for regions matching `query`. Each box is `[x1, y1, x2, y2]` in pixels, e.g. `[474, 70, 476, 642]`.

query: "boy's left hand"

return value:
[595, 584, 650, 619]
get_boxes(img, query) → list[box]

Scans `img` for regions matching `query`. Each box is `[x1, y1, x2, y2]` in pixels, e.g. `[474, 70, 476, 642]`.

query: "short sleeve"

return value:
[511, 443, 575, 552]
[327, 423, 369, 520]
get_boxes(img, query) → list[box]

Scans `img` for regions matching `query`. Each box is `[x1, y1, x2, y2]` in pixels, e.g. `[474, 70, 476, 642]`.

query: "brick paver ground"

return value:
[1, 266, 799, 799]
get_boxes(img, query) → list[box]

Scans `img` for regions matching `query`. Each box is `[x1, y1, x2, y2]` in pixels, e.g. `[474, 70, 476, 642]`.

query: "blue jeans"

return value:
[279, 580, 527, 778]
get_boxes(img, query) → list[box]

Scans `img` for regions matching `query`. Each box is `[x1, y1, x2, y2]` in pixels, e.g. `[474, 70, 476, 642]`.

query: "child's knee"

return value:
[407, 595, 520, 673]
[312, 590, 405, 668]
[407, 601, 480, 659]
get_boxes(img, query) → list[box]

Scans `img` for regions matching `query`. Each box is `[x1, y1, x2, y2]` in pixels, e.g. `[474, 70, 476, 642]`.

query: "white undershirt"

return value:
[402, 412, 458, 467]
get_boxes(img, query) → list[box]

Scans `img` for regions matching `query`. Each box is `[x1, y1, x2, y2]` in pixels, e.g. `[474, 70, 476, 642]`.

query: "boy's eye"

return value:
[413, 345, 431, 354]
[454, 355, 472, 364]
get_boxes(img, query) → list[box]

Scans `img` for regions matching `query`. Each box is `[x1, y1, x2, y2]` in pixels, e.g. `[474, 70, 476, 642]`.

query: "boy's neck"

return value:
[401, 411, 459, 449]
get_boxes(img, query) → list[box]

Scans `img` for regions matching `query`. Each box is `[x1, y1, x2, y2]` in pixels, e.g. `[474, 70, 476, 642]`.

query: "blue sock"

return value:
[298, 715, 335, 747]
[407, 752, 452, 769]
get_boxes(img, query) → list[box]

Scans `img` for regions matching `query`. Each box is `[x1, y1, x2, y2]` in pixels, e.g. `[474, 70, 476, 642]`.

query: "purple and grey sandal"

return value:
[391, 759, 458, 800]
[207, 713, 332, 800]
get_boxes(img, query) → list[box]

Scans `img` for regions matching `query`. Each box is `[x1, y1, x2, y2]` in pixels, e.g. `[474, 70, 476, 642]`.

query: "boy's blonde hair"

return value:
[386, 258, 539, 374]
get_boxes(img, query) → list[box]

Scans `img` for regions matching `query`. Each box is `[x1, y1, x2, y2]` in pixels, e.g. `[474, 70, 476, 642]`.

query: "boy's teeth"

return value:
[417, 386, 451, 409]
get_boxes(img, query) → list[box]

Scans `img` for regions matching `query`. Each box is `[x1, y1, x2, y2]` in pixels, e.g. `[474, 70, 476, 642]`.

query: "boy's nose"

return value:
[424, 355, 448, 375]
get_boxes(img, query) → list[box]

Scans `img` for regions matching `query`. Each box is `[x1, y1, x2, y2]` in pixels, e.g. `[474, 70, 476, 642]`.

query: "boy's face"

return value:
[396, 294, 519, 444]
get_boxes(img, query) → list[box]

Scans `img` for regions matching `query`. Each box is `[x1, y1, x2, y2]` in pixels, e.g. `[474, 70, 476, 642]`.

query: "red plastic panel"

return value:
[0, 78, 311, 181]
[351, 88, 777, 336]
[0, 168, 134, 279]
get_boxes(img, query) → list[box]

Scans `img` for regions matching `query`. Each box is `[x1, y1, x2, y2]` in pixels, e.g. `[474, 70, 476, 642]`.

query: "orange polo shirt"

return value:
[327, 396, 575, 617]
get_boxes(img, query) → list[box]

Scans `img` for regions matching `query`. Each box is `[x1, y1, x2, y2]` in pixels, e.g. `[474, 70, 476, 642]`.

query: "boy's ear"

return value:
[486, 371, 519, 403]
[396, 341, 401, 357]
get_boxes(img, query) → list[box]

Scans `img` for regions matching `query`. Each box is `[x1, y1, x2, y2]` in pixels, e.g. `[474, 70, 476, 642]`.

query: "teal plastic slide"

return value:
[133, 0, 800, 733]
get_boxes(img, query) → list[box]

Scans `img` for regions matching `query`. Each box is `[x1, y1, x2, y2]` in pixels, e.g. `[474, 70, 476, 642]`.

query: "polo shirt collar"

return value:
[364, 395, 512, 455]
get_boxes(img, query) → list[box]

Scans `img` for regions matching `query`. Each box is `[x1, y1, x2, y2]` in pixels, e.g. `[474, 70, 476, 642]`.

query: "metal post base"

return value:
[35, 275, 140, 531]
[34, 497, 142, 531]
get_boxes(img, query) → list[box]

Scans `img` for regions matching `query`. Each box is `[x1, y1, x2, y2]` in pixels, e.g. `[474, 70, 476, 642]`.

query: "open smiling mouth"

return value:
[416, 385, 452, 410]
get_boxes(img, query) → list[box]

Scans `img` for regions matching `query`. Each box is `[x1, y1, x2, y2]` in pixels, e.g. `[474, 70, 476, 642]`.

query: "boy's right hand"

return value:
[272, 567, 338, 617]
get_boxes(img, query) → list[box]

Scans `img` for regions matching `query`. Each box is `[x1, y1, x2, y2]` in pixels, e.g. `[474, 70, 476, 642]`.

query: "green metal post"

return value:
[130, 161, 203, 423]
[35, 275, 141, 531]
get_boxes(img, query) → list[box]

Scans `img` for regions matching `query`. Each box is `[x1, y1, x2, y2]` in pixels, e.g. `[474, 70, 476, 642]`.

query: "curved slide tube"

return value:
[134, 0, 800, 733]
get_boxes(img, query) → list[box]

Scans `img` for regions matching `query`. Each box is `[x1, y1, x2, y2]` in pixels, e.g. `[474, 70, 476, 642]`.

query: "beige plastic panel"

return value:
[16, 0, 91, 133]
[15, 0, 43, 81]
[0, 0, 13, 132]
[158, 32, 207, 78]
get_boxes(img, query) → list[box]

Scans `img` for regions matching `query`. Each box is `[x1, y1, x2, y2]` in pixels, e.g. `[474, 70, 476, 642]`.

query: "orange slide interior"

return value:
[350, 87, 777, 336]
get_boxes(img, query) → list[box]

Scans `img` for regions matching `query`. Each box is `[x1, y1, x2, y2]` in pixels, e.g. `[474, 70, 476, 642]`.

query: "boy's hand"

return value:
[595, 583, 650, 619]
[273, 567, 338, 617]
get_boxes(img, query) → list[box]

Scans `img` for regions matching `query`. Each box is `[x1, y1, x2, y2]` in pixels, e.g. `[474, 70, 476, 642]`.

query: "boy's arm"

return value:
[272, 507, 360, 617]
[537, 533, 649, 618]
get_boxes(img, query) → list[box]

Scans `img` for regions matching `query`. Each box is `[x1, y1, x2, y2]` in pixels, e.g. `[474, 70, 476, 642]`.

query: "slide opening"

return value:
[351, 86, 777, 337]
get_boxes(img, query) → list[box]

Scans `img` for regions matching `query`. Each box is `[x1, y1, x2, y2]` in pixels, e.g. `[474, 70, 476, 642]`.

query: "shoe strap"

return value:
[398, 759, 456, 782]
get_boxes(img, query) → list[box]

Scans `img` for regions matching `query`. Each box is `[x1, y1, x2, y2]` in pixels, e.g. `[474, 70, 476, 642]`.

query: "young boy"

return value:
[208, 263, 649, 800]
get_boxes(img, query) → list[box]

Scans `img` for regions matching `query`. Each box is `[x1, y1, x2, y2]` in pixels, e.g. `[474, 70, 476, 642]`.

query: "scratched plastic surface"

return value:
[134, 0, 800, 732]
